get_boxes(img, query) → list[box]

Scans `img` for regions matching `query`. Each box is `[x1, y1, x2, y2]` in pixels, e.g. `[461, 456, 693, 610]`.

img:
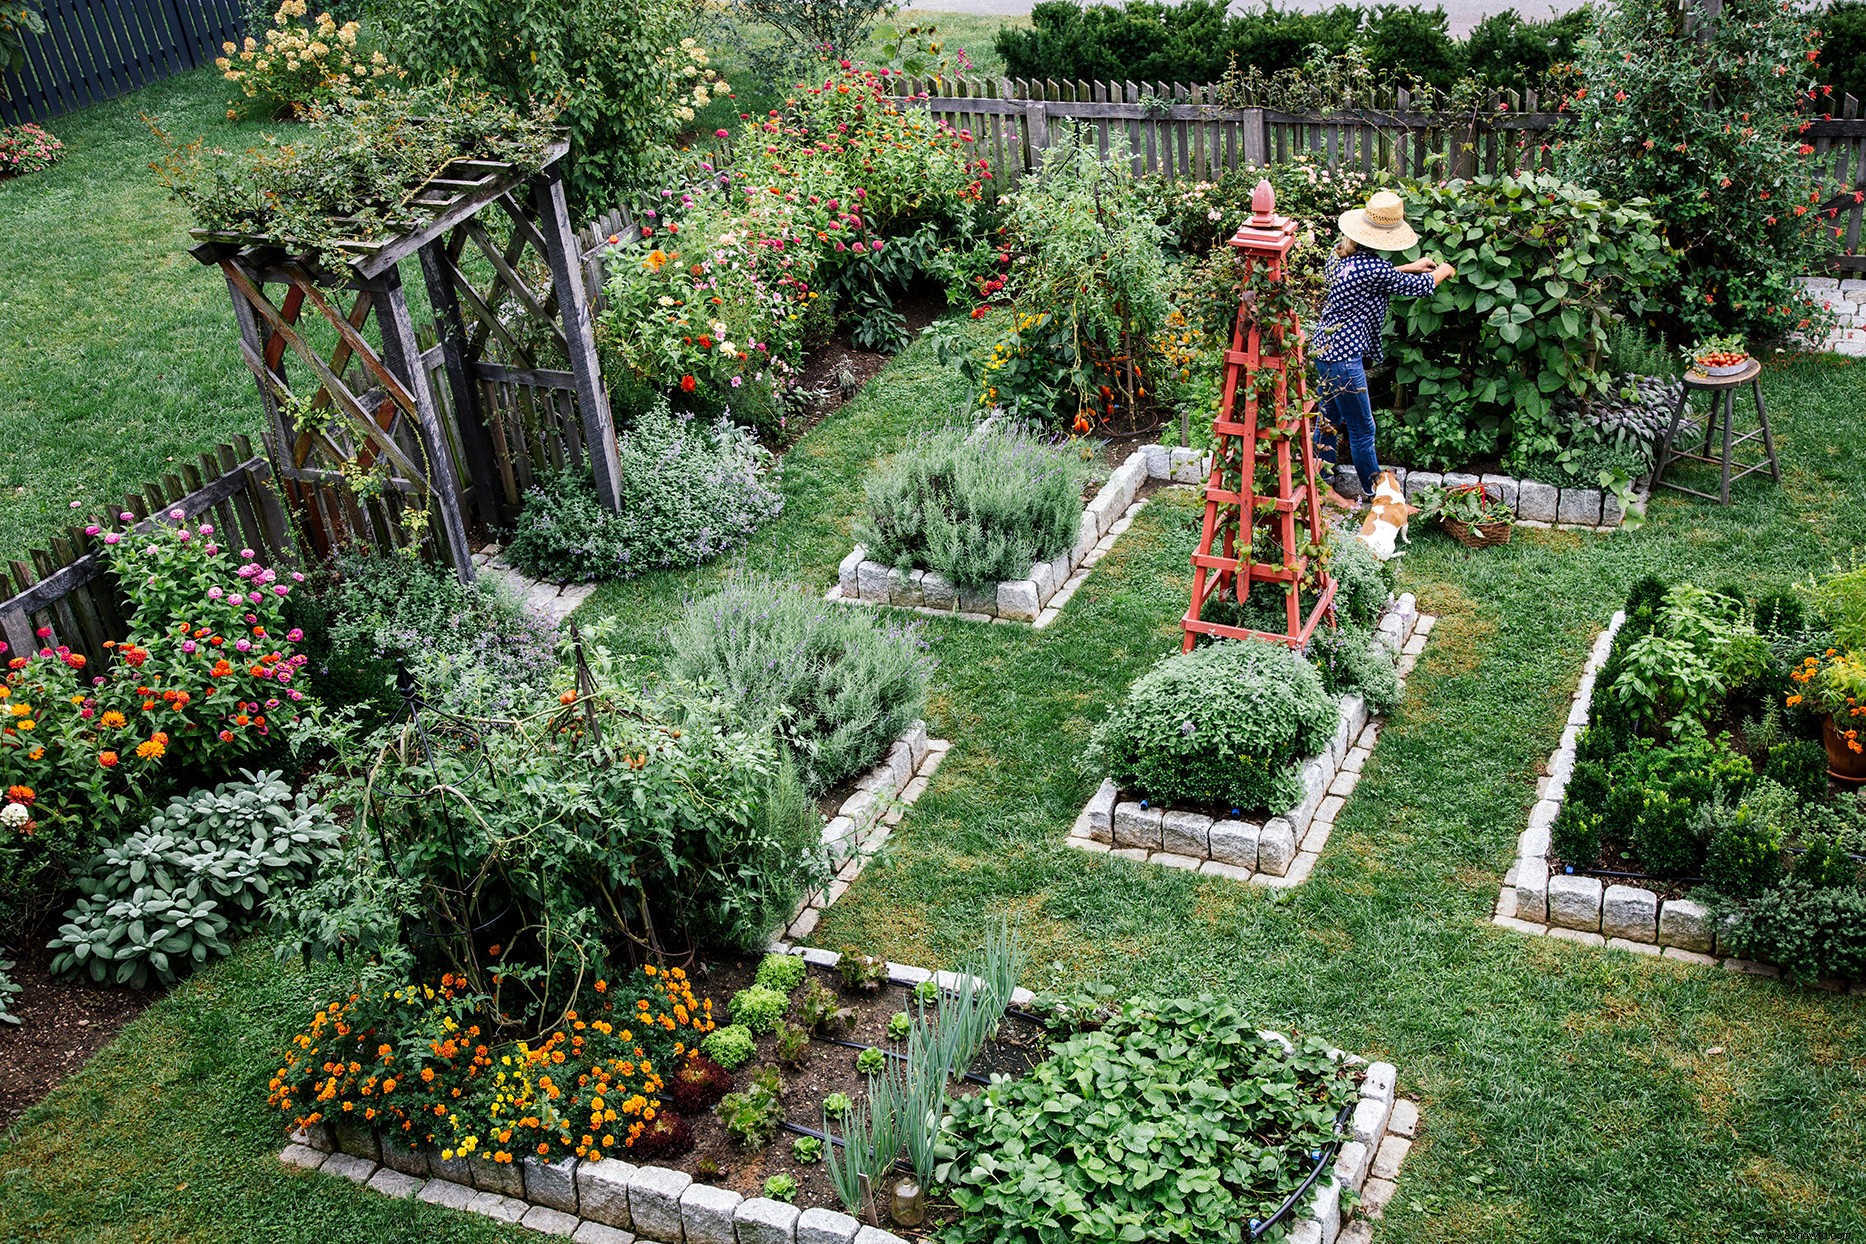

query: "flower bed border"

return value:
[1489, 613, 1866, 992]
[828, 443, 1207, 628]
[1066, 598, 1434, 888]
[281, 939, 1421, 1244]
[1385, 466, 1648, 532]
[781, 721, 951, 944]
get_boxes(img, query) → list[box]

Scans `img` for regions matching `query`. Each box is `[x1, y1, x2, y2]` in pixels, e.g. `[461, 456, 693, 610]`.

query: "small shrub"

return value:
[1752, 588, 1805, 639]
[505, 406, 783, 583]
[702, 1024, 756, 1071]
[1563, 731, 1753, 877]
[1764, 740, 1829, 803]
[854, 1046, 887, 1075]
[857, 423, 1090, 588]
[763, 1173, 799, 1204]
[800, 978, 855, 1032]
[729, 983, 790, 1035]
[218, 1, 399, 120]
[718, 1066, 785, 1148]
[773, 1020, 810, 1066]
[1084, 641, 1338, 814]
[665, 577, 933, 794]
[1791, 834, 1858, 889]
[0, 123, 63, 178]
[1328, 536, 1393, 628]
[1700, 790, 1784, 900]
[837, 953, 890, 993]
[792, 1134, 824, 1163]
[669, 1052, 735, 1114]
[754, 952, 808, 994]
[1724, 880, 1866, 984]
[1308, 623, 1401, 715]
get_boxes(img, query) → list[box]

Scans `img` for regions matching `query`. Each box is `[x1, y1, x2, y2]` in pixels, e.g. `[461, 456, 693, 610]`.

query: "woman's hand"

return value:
[1429, 262, 1456, 287]
[1396, 257, 1436, 273]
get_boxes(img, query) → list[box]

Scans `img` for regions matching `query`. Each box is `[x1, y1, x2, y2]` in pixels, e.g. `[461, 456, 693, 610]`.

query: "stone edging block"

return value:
[1067, 600, 1433, 890]
[1384, 466, 1643, 532]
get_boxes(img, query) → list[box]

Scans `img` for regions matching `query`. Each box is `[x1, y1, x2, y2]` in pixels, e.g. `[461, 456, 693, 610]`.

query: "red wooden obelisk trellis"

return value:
[1182, 180, 1336, 651]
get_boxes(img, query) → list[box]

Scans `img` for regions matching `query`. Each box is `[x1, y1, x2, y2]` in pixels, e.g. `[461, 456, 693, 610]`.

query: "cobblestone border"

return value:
[1065, 598, 1433, 888]
[1797, 275, 1866, 356]
[1382, 467, 1647, 532]
[283, 942, 1421, 1244]
[779, 722, 951, 943]
[1489, 615, 1865, 991]
[827, 443, 1206, 628]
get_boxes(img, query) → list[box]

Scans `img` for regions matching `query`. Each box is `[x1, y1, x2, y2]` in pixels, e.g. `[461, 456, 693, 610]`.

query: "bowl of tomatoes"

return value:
[1689, 335, 1750, 377]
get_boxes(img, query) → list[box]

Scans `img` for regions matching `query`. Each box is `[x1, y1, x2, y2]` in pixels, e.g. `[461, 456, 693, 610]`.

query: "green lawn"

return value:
[3, 324, 1863, 1242]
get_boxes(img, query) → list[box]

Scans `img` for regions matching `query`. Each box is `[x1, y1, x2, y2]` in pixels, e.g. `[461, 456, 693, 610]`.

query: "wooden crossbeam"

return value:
[463, 219, 568, 355]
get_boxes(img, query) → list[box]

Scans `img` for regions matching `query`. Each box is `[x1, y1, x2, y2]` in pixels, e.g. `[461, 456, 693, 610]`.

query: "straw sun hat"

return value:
[1338, 190, 1419, 251]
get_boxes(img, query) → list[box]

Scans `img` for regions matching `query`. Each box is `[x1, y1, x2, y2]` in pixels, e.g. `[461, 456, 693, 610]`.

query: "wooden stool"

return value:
[1652, 359, 1779, 504]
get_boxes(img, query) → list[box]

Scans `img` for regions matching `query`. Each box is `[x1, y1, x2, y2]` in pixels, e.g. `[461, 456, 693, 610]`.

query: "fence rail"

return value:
[0, 0, 244, 125]
[0, 436, 293, 666]
[893, 76, 1866, 271]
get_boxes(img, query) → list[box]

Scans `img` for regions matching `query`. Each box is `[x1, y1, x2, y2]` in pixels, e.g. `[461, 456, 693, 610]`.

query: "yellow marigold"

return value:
[136, 737, 165, 760]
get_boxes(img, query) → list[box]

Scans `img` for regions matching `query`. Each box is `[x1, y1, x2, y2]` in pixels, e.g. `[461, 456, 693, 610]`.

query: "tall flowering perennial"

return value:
[271, 966, 716, 1163]
[217, 0, 400, 120]
[601, 61, 984, 430]
[0, 123, 63, 178]
[1552, 0, 1836, 338]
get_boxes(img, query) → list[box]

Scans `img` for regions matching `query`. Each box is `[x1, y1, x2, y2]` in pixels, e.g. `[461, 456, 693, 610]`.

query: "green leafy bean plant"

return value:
[938, 994, 1360, 1244]
[1383, 172, 1672, 474]
[665, 576, 932, 795]
[857, 422, 1094, 588]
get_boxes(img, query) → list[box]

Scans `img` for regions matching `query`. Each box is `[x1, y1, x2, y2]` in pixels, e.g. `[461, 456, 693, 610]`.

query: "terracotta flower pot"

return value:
[1822, 713, 1866, 784]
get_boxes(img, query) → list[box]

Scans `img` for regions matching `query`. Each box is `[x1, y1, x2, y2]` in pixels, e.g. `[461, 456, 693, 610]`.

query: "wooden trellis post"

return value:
[193, 139, 622, 577]
[1182, 179, 1336, 651]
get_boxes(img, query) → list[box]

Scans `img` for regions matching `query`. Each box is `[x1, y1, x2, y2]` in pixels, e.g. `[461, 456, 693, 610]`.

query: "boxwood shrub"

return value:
[1084, 640, 1338, 814]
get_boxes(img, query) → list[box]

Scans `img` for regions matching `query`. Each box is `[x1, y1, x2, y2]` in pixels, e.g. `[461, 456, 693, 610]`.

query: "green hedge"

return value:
[995, 0, 1587, 93]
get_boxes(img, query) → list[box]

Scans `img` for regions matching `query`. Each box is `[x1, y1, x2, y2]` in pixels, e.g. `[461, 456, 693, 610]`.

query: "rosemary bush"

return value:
[857, 422, 1091, 587]
[665, 576, 934, 794]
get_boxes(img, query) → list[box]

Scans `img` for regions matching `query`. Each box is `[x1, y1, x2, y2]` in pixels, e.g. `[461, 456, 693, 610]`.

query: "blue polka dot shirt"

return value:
[1312, 251, 1436, 365]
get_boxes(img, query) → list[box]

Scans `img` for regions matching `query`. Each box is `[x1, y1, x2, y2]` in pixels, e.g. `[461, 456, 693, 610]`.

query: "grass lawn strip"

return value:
[781, 722, 951, 944]
[830, 444, 1208, 626]
[1068, 596, 1432, 888]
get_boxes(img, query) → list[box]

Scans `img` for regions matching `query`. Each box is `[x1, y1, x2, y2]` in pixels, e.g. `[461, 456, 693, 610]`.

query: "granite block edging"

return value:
[781, 722, 950, 944]
[287, 951, 1422, 1244]
[1385, 467, 1646, 532]
[826, 443, 1204, 629]
[1490, 612, 1865, 990]
[1065, 599, 1434, 889]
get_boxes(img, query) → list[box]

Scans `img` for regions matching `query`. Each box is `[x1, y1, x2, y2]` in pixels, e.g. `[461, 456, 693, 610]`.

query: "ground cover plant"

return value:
[0, 121, 62, 177]
[856, 421, 1092, 587]
[664, 575, 934, 794]
[504, 405, 785, 583]
[1555, 567, 1866, 980]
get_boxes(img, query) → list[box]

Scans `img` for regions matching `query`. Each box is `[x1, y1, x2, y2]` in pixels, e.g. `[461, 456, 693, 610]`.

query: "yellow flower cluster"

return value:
[217, 0, 399, 120]
[659, 38, 727, 125]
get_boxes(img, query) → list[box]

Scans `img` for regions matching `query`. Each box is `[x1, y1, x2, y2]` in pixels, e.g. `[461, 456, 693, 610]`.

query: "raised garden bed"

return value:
[780, 722, 951, 944]
[1492, 582, 1866, 991]
[1068, 598, 1433, 887]
[281, 944, 1421, 1244]
[829, 443, 1207, 627]
[1386, 466, 1647, 532]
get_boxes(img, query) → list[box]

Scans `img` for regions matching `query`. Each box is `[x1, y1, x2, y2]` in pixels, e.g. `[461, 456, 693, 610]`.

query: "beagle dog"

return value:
[1354, 471, 1414, 561]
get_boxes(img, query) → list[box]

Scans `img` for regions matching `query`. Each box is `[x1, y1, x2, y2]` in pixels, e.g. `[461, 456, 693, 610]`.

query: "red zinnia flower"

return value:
[680, 375, 697, 393]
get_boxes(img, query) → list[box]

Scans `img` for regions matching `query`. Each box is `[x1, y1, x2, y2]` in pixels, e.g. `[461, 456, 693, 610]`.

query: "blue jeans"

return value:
[1313, 356, 1380, 497]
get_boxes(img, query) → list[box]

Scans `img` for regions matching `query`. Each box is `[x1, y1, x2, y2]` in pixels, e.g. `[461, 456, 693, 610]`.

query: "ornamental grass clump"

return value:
[665, 576, 933, 794]
[857, 422, 1091, 588]
[506, 405, 783, 583]
[1084, 640, 1338, 814]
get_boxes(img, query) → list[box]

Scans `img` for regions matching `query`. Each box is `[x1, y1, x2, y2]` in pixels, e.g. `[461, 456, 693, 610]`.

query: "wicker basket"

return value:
[1444, 517, 1513, 548]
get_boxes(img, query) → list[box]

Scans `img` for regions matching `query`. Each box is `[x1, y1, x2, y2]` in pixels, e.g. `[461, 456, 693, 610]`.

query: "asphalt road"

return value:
[913, 0, 1585, 39]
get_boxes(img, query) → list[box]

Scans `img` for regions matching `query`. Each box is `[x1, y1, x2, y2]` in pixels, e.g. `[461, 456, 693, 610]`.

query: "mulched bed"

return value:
[776, 290, 950, 453]
[0, 940, 155, 1131]
[673, 954, 1049, 1222]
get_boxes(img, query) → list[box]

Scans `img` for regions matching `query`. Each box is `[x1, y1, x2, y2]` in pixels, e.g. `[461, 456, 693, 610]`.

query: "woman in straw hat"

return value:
[1311, 189, 1455, 510]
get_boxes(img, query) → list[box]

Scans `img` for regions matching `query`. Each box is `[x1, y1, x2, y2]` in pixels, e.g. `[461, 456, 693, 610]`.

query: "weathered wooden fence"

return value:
[896, 76, 1866, 271]
[0, 436, 293, 665]
[0, 0, 243, 125]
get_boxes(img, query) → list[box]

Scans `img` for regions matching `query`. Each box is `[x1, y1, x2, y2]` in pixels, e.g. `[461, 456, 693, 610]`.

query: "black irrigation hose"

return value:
[1247, 1102, 1357, 1240]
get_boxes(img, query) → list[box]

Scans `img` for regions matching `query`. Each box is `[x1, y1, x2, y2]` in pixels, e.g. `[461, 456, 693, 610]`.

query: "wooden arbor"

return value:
[1182, 180, 1336, 651]
[191, 141, 620, 580]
